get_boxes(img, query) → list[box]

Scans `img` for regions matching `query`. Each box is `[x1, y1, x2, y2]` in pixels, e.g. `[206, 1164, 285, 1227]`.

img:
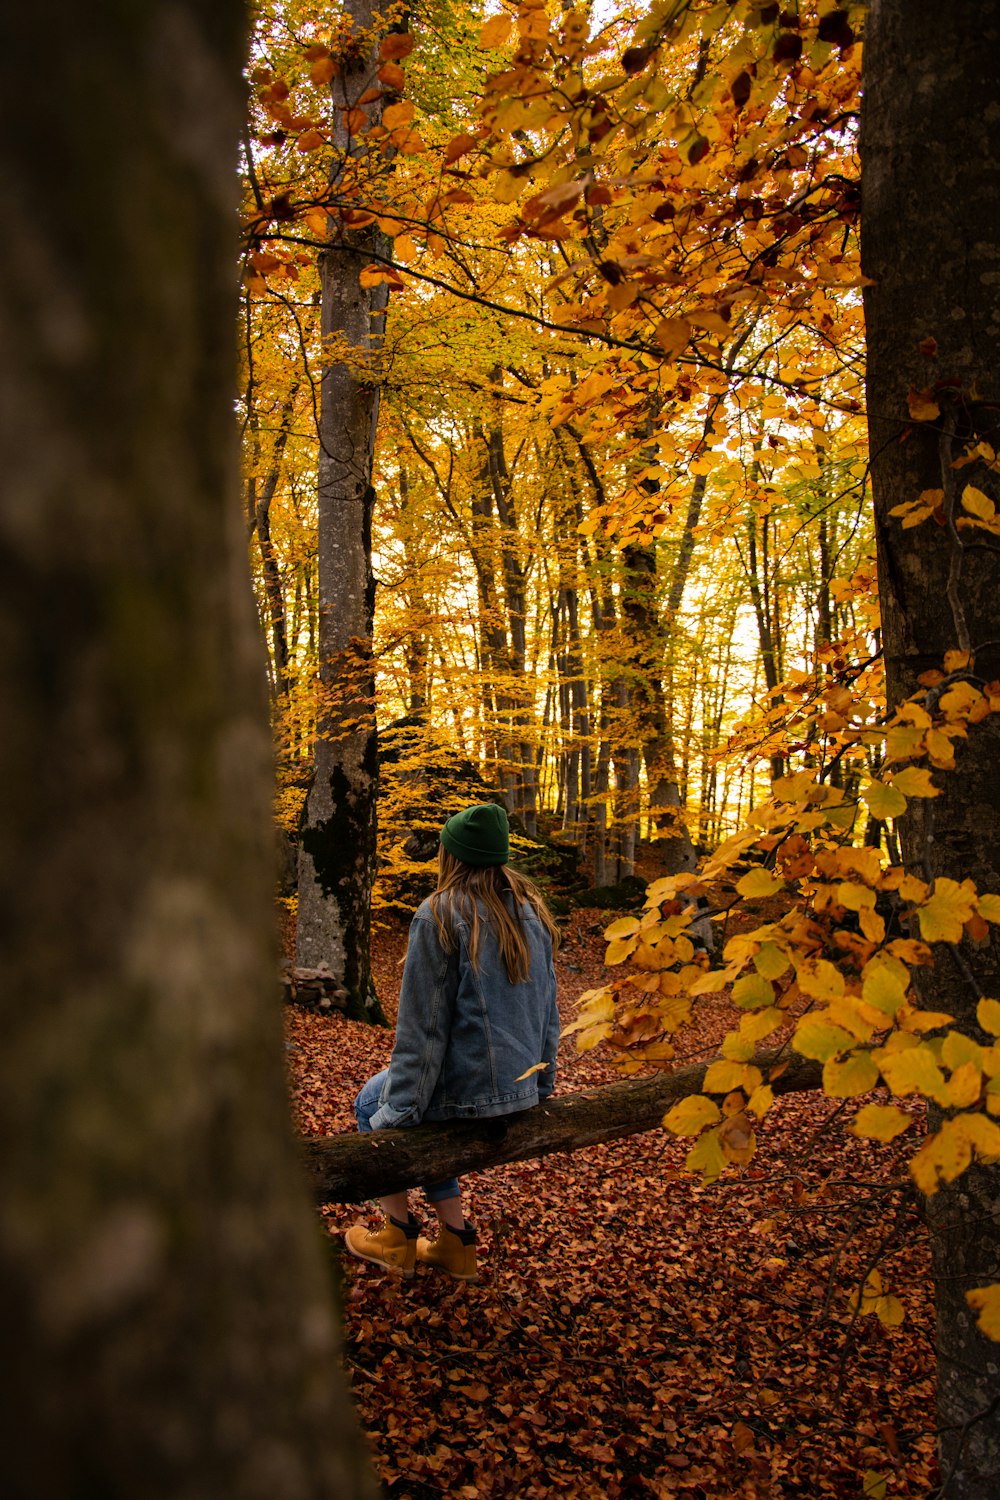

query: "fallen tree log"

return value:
[302, 1050, 823, 1204]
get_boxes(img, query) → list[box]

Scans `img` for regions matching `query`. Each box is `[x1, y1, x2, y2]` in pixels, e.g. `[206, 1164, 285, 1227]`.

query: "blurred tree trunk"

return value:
[862, 2, 1000, 1494]
[0, 6, 374, 1497]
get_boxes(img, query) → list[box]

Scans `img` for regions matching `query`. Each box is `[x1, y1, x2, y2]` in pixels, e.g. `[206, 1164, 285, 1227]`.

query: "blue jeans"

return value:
[354, 1069, 460, 1204]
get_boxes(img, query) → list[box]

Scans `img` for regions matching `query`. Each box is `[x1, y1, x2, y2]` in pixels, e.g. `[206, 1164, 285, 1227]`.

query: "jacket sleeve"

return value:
[536, 951, 560, 1101]
[368, 912, 454, 1130]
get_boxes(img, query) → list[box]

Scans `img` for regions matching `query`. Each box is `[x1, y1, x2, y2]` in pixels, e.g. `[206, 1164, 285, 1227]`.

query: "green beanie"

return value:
[441, 803, 510, 867]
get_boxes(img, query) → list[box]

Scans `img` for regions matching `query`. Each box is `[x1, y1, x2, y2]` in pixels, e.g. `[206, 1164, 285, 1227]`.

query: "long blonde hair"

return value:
[429, 847, 560, 984]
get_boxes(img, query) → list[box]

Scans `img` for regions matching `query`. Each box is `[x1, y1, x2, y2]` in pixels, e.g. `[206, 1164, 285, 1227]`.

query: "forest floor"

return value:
[285, 906, 939, 1500]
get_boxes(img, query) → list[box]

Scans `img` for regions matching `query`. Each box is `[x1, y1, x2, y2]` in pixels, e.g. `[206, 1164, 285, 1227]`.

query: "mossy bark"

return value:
[0, 6, 374, 1497]
[295, 0, 389, 1023]
[862, 3, 1000, 1493]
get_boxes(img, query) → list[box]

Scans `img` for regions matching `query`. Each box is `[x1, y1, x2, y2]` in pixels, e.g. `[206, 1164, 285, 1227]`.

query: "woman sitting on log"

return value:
[345, 803, 560, 1283]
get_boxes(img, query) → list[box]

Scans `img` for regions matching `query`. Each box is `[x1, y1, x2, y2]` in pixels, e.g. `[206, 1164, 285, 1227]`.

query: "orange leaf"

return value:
[383, 100, 415, 130]
[908, 386, 941, 422]
[444, 132, 478, 164]
[310, 57, 337, 85]
[379, 33, 415, 61]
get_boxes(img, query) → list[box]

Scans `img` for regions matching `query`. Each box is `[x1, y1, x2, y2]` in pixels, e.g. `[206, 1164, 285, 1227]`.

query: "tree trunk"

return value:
[0, 6, 374, 1497]
[303, 1052, 822, 1203]
[296, 0, 392, 1020]
[862, 3, 1000, 1493]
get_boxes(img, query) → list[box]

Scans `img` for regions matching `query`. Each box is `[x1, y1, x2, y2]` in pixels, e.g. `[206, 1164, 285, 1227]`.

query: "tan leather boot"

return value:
[416, 1222, 478, 1282]
[344, 1214, 419, 1278]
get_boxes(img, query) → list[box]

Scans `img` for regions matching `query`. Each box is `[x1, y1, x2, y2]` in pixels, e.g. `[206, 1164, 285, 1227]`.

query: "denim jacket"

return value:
[368, 892, 559, 1129]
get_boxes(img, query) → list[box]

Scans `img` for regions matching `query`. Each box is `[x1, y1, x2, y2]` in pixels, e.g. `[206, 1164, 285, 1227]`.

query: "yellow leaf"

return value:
[605, 916, 641, 940]
[859, 905, 886, 944]
[962, 484, 996, 520]
[838, 881, 876, 912]
[875, 1293, 905, 1328]
[878, 1044, 950, 1103]
[797, 960, 845, 1001]
[732, 973, 775, 1010]
[862, 1471, 888, 1500]
[966, 1284, 1000, 1342]
[688, 309, 731, 336]
[688, 965, 741, 995]
[862, 956, 910, 1016]
[686, 1126, 726, 1182]
[605, 936, 636, 965]
[910, 1118, 973, 1193]
[663, 1094, 721, 1136]
[890, 766, 939, 798]
[575, 1022, 613, 1052]
[962, 1113, 1000, 1157]
[924, 726, 956, 767]
[885, 722, 926, 760]
[942, 1031, 984, 1070]
[977, 895, 1000, 925]
[479, 13, 513, 47]
[793, 1018, 856, 1062]
[977, 997, 1000, 1035]
[702, 1059, 763, 1094]
[863, 779, 907, 819]
[906, 1008, 955, 1033]
[747, 1083, 774, 1118]
[946, 1060, 982, 1108]
[655, 317, 692, 358]
[721, 1032, 755, 1062]
[850, 1269, 884, 1315]
[514, 1061, 550, 1081]
[736, 868, 785, 899]
[493, 170, 526, 205]
[852, 1103, 913, 1142]
[754, 942, 789, 979]
[918, 877, 979, 943]
[823, 1052, 880, 1098]
[739, 1007, 785, 1045]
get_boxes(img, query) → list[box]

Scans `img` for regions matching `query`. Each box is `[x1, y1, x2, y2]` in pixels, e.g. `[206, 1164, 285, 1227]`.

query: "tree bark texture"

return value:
[862, 4, 1000, 1493]
[303, 1052, 822, 1203]
[296, 0, 390, 1018]
[0, 8, 374, 1498]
